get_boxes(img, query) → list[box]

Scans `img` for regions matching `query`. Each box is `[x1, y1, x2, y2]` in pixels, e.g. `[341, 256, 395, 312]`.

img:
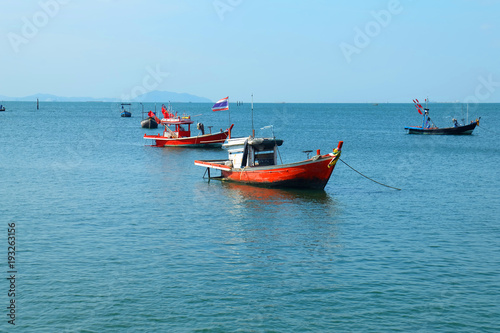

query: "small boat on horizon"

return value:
[120, 103, 132, 117]
[404, 99, 479, 135]
[144, 104, 233, 147]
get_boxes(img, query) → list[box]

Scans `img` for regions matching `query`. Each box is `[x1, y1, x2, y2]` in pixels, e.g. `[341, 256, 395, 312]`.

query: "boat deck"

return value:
[194, 160, 232, 171]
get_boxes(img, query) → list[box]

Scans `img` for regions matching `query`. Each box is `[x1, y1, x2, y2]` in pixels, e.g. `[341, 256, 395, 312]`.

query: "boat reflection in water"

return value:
[220, 181, 334, 205]
[218, 182, 340, 221]
[214, 182, 341, 253]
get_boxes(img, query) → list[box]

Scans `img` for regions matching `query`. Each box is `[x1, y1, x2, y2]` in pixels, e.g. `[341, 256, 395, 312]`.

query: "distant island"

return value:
[0, 90, 213, 103]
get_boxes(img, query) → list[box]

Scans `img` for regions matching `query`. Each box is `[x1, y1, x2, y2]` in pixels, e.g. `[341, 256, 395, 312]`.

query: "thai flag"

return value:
[212, 96, 229, 112]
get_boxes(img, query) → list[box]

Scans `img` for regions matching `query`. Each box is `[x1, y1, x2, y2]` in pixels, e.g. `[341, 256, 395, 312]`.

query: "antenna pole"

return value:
[251, 94, 255, 137]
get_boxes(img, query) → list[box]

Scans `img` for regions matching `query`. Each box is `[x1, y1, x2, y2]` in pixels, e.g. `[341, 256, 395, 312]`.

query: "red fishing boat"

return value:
[143, 105, 233, 147]
[194, 133, 343, 190]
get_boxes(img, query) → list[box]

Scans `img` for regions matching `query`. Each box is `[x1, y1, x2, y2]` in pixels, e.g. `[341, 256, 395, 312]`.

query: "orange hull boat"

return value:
[195, 139, 343, 190]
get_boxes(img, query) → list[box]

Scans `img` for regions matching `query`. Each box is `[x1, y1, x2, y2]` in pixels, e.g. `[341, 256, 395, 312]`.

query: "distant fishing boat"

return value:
[404, 99, 479, 135]
[140, 104, 158, 129]
[144, 104, 232, 147]
[120, 103, 132, 117]
[0, 105, 5, 112]
[141, 117, 158, 129]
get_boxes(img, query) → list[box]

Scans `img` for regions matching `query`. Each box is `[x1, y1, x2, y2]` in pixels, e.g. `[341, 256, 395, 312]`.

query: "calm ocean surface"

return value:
[1, 102, 499, 332]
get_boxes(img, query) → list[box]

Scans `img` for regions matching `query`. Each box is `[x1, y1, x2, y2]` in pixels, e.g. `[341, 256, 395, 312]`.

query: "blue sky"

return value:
[1, 0, 500, 102]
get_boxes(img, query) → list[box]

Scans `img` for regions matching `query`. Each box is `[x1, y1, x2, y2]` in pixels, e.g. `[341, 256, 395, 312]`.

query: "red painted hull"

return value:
[144, 130, 230, 147]
[195, 153, 341, 190]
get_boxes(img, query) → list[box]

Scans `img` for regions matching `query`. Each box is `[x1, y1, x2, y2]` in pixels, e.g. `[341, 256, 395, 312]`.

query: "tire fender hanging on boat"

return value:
[241, 140, 249, 167]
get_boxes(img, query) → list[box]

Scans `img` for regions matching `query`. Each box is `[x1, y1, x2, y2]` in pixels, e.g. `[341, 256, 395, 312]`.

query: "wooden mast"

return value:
[251, 94, 255, 137]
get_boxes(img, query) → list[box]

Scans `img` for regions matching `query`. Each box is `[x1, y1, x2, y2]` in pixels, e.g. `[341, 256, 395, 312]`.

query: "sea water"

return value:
[0, 102, 499, 332]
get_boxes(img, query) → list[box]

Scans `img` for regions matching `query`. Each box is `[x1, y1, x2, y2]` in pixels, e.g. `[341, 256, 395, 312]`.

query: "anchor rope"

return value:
[477, 124, 498, 134]
[339, 158, 401, 191]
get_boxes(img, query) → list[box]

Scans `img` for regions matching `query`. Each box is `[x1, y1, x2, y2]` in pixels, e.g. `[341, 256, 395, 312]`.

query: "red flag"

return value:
[161, 104, 170, 118]
[414, 104, 423, 115]
[148, 111, 161, 123]
[415, 99, 423, 109]
[413, 99, 423, 115]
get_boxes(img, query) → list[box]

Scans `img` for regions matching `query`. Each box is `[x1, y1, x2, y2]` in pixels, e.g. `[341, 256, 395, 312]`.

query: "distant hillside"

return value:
[0, 90, 212, 103]
[0, 93, 115, 102]
[132, 91, 212, 103]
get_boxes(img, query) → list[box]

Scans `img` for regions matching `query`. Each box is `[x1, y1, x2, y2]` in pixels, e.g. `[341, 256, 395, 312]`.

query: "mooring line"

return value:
[477, 124, 498, 135]
[339, 158, 401, 191]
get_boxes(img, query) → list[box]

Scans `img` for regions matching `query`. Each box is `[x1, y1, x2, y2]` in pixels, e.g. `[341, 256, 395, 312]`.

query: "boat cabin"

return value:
[223, 137, 284, 169]
[161, 117, 194, 138]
